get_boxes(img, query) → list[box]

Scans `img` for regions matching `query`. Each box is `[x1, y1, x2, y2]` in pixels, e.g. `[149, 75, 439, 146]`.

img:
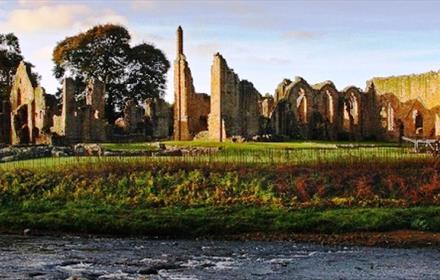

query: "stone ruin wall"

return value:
[53, 78, 107, 143]
[370, 72, 440, 139]
[1, 62, 172, 146]
[269, 78, 381, 141]
[145, 97, 172, 139]
[173, 26, 210, 140]
[371, 72, 440, 110]
[208, 53, 261, 141]
[9, 62, 52, 145]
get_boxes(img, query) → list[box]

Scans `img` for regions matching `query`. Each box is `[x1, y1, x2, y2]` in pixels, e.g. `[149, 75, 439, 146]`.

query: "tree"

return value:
[53, 24, 170, 122]
[0, 33, 39, 100]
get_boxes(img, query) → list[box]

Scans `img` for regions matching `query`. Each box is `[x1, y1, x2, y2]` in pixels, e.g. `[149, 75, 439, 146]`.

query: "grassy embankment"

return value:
[0, 144, 439, 243]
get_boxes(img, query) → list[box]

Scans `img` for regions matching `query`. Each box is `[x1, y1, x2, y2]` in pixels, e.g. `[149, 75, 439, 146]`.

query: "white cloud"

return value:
[0, 4, 127, 33]
[0, 5, 89, 33]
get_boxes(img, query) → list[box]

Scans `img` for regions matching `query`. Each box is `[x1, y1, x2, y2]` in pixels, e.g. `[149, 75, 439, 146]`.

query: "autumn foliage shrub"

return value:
[0, 160, 439, 209]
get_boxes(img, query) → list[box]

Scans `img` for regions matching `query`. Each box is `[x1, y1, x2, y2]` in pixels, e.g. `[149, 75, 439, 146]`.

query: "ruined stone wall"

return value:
[275, 79, 292, 102]
[9, 62, 51, 145]
[189, 93, 210, 134]
[260, 96, 274, 119]
[370, 71, 440, 139]
[270, 78, 383, 141]
[53, 78, 107, 143]
[377, 93, 439, 140]
[240, 80, 261, 137]
[84, 79, 107, 142]
[208, 53, 262, 141]
[371, 71, 440, 110]
[145, 97, 172, 139]
[173, 26, 210, 140]
[52, 78, 81, 142]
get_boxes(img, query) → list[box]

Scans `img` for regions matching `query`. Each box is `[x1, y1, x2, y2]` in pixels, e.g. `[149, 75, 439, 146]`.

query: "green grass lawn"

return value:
[99, 140, 402, 152]
[163, 140, 401, 150]
[101, 142, 159, 151]
[1, 204, 438, 236]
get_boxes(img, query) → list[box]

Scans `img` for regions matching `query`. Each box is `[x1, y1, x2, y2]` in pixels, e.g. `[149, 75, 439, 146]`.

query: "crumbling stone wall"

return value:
[145, 97, 172, 139]
[275, 79, 292, 102]
[270, 77, 381, 141]
[9, 62, 52, 145]
[312, 81, 340, 140]
[114, 99, 145, 135]
[371, 71, 440, 110]
[173, 26, 210, 140]
[378, 93, 439, 140]
[208, 53, 262, 141]
[260, 95, 274, 119]
[52, 78, 107, 143]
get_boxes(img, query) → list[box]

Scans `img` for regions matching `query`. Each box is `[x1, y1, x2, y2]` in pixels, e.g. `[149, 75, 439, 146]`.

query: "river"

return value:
[0, 235, 439, 279]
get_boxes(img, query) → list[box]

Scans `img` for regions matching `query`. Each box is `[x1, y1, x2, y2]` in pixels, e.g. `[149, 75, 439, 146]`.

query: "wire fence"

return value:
[0, 146, 434, 172]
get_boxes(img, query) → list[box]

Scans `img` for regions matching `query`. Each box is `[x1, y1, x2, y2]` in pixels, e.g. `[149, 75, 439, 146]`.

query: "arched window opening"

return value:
[349, 93, 359, 125]
[296, 89, 307, 123]
[343, 102, 350, 130]
[387, 103, 394, 131]
[325, 90, 334, 123]
[413, 110, 423, 135]
[380, 106, 387, 128]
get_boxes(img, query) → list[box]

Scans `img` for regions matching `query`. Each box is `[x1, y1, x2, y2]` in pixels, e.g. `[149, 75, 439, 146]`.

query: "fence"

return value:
[0, 146, 434, 172]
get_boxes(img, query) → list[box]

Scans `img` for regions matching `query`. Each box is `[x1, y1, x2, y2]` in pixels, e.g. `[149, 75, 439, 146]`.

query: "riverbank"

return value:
[1, 205, 440, 247]
[0, 160, 439, 247]
[229, 230, 440, 248]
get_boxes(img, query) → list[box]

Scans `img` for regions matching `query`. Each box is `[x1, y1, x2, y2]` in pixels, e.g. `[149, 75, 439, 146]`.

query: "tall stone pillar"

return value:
[173, 26, 193, 140]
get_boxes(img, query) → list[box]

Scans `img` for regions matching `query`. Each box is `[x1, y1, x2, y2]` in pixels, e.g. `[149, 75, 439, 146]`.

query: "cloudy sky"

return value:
[2, 0, 440, 102]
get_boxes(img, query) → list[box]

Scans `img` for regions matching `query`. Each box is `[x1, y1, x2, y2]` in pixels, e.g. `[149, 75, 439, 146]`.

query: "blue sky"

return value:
[1, 0, 440, 102]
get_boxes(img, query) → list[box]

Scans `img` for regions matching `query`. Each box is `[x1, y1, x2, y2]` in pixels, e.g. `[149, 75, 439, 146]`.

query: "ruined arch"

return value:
[387, 103, 394, 131]
[342, 88, 361, 129]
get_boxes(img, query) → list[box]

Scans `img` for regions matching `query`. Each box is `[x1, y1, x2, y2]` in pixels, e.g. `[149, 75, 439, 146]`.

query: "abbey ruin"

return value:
[174, 26, 440, 142]
[0, 26, 440, 146]
[0, 62, 172, 145]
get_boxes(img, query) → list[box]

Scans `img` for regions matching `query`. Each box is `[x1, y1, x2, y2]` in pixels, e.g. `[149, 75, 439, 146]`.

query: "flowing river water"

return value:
[0, 235, 439, 279]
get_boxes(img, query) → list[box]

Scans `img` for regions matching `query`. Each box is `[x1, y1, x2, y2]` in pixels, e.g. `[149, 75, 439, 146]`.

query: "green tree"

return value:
[0, 33, 39, 100]
[53, 24, 170, 122]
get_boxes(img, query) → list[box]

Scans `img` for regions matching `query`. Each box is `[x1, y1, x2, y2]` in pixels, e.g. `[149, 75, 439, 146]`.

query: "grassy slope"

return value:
[1, 204, 439, 236]
[0, 161, 438, 237]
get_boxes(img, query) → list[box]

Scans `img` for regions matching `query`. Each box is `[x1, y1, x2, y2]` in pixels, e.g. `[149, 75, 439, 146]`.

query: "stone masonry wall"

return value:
[9, 62, 51, 145]
[208, 53, 262, 141]
[371, 71, 440, 110]
[144, 97, 172, 139]
[173, 26, 210, 140]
